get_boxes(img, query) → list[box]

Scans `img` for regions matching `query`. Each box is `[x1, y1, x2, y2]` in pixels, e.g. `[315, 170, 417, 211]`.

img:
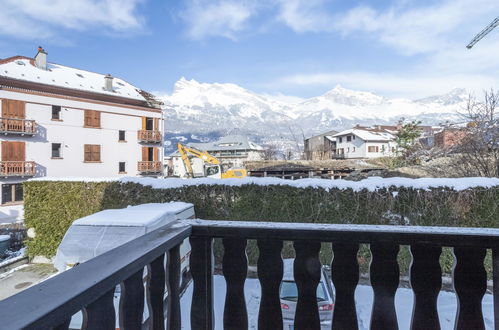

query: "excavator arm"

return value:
[177, 143, 220, 165]
[177, 143, 195, 178]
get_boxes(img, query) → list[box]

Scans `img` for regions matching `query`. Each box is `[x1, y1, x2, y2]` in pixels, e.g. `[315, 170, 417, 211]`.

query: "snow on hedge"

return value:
[31, 176, 499, 192]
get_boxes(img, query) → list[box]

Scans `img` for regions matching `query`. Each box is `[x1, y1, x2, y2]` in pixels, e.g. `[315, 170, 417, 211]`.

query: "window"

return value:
[119, 162, 126, 173]
[84, 110, 101, 128]
[52, 105, 61, 120]
[51, 143, 62, 158]
[368, 146, 379, 153]
[347, 136, 352, 142]
[339, 137, 343, 143]
[84, 144, 101, 162]
[2, 183, 23, 204]
[353, 147, 356, 152]
[119, 130, 126, 142]
[353, 135, 356, 140]
[146, 118, 154, 130]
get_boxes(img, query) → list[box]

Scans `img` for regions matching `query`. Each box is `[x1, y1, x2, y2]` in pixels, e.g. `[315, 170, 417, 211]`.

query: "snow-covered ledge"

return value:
[30, 176, 499, 192]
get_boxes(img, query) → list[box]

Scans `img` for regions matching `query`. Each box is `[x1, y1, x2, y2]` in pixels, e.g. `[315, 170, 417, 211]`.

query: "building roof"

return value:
[0, 52, 161, 109]
[189, 135, 264, 152]
[305, 130, 339, 141]
[334, 127, 396, 142]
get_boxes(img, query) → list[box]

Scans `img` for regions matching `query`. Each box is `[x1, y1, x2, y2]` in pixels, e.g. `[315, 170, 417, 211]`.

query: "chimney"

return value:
[35, 46, 47, 70]
[104, 74, 114, 92]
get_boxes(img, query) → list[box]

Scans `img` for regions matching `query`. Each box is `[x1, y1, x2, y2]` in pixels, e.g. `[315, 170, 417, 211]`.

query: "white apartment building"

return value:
[333, 126, 398, 159]
[0, 48, 163, 222]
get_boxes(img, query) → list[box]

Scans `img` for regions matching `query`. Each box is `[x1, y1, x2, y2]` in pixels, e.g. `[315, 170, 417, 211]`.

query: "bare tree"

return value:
[452, 90, 499, 177]
[261, 144, 279, 160]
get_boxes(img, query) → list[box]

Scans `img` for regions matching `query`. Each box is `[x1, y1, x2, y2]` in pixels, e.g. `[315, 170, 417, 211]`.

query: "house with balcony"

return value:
[304, 130, 338, 160]
[333, 126, 399, 159]
[0, 47, 163, 222]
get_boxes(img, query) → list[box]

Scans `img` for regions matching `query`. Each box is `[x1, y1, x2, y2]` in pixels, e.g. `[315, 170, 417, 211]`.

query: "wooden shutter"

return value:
[1, 141, 25, 161]
[84, 110, 92, 127]
[153, 118, 159, 130]
[92, 145, 101, 162]
[2, 100, 25, 118]
[93, 111, 101, 128]
[84, 144, 91, 161]
[142, 147, 148, 161]
[141, 117, 146, 130]
[153, 148, 159, 161]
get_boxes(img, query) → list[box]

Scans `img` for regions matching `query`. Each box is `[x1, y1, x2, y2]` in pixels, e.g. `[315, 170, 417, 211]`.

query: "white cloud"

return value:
[275, 0, 333, 33]
[0, 0, 144, 39]
[180, 0, 259, 40]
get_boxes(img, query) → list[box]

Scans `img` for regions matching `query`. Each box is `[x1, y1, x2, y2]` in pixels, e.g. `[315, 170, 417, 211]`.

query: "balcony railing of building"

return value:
[138, 130, 162, 143]
[138, 161, 163, 173]
[0, 161, 36, 177]
[0, 117, 37, 135]
[0, 219, 498, 329]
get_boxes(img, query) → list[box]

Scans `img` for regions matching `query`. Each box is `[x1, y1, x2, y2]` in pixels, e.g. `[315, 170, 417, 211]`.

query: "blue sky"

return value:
[1, 0, 499, 99]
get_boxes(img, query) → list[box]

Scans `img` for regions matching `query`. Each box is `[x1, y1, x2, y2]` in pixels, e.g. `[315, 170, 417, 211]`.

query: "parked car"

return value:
[280, 258, 335, 330]
[53, 202, 194, 329]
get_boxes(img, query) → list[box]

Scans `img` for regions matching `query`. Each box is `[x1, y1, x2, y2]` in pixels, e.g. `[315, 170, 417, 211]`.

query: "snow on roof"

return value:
[30, 176, 499, 192]
[189, 135, 264, 152]
[325, 135, 336, 142]
[333, 128, 395, 141]
[0, 56, 148, 102]
[73, 202, 194, 227]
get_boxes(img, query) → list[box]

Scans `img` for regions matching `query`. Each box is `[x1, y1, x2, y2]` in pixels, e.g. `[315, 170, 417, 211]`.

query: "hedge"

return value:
[23, 180, 499, 276]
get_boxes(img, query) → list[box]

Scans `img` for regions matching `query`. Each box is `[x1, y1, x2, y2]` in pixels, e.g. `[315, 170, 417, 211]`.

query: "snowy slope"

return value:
[161, 79, 467, 152]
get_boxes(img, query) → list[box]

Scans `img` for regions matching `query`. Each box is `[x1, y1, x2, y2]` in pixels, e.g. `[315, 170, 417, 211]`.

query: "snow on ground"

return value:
[180, 275, 494, 330]
[31, 176, 499, 192]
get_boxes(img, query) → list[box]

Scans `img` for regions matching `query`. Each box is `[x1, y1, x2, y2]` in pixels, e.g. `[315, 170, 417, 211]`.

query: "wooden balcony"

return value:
[0, 219, 497, 329]
[0, 161, 36, 177]
[137, 130, 161, 143]
[138, 161, 162, 174]
[0, 117, 37, 136]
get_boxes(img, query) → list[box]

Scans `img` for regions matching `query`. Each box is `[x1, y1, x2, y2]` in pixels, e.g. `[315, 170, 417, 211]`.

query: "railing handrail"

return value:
[0, 221, 191, 329]
[0, 117, 37, 134]
[187, 219, 499, 248]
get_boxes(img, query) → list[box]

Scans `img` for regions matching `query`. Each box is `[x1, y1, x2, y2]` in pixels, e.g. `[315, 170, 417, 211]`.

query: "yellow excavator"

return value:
[177, 143, 247, 179]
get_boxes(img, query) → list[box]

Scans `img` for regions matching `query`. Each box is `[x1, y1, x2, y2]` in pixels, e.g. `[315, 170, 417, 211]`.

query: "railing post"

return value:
[167, 245, 181, 330]
[190, 236, 214, 330]
[410, 244, 442, 330]
[257, 239, 283, 330]
[120, 269, 145, 329]
[493, 248, 499, 330]
[84, 289, 115, 330]
[147, 254, 166, 330]
[293, 240, 322, 330]
[331, 243, 359, 330]
[222, 238, 248, 329]
[370, 242, 399, 330]
[453, 247, 487, 330]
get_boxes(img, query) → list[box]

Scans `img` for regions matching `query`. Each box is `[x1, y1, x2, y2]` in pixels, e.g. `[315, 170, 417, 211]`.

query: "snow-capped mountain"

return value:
[161, 78, 467, 153]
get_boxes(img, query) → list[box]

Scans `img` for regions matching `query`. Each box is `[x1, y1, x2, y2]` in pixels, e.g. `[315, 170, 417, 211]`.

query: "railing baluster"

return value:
[493, 248, 499, 330]
[120, 269, 145, 329]
[223, 238, 248, 329]
[167, 245, 181, 330]
[410, 244, 442, 330]
[453, 247, 487, 330]
[257, 239, 284, 330]
[331, 243, 359, 330]
[293, 240, 322, 330]
[148, 255, 166, 330]
[190, 236, 214, 330]
[84, 289, 115, 330]
[370, 242, 399, 330]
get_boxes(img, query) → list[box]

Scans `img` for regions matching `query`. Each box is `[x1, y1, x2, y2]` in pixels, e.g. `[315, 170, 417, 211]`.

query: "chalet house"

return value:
[170, 135, 264, 177]
[434, 128, 468, 148]
[304, 130, 338, 160]
[333, 126, 398, 159]
[0, 47, 163, 222]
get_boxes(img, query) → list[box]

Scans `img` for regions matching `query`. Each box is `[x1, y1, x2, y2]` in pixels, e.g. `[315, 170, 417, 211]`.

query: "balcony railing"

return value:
[138, 130, 162, 143]
[138, 161, 162, 173]
[0, 117, 36, 135]
[0, 219, 498, 329]
[0, 161, 36, 177]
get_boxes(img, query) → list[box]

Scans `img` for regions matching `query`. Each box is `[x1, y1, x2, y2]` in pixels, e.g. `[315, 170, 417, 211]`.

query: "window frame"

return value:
[118, 130, 126, 142]
[119, 162, 126, 174]
[1, 183, 23, 205]
[51, 105, 62, 121]
[51, 143, 62, 159]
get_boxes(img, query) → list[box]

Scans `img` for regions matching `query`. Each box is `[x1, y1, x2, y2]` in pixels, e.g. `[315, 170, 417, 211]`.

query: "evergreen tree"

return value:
[396, 120, 422, 155]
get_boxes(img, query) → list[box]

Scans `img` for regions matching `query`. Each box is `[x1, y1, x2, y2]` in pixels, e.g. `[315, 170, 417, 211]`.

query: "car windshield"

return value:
[279, 281, 328, 302]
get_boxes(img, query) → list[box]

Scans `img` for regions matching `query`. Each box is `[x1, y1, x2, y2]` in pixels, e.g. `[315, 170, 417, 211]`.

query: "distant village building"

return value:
[170, 135, 264, 177]
[0, 47, 163, 222]
[434, 128, 468, 148]
[333, 126, 398, 159]
[304, 130, 338, 160]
